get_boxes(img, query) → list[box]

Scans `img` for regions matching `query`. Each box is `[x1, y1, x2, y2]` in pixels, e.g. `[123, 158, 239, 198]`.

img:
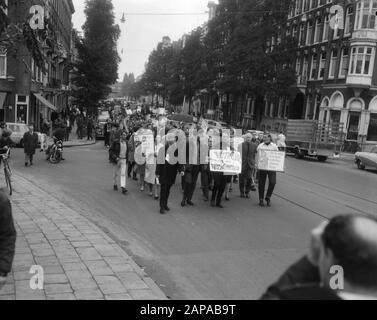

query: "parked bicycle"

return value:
[0, 148, 12, 196]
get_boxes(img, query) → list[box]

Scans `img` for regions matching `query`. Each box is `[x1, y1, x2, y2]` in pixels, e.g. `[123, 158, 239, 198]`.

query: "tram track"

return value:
[273, 170, 377, 220]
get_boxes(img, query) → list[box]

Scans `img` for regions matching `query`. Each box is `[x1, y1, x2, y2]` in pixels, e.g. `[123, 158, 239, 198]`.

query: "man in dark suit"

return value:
[261, 215, 377, 300]
[239, 133, 258, 198]
[156, 133, 184, 215]
[0, 192, 16, 290]
[23, 124, 39, 167]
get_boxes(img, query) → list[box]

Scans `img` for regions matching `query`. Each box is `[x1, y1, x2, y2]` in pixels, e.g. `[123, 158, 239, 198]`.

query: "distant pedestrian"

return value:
[23, 124, 39, 167]
[257, 133, 279, 207]
[109, 131, 129, 195]
[277, 131, 286, 152]
[87, 117, 94, 141]
[0, 191, 17, 290]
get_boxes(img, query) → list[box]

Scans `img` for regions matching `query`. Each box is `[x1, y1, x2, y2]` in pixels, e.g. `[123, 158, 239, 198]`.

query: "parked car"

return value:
[355, 146, 377, 170]
[6, 123, 42, 147]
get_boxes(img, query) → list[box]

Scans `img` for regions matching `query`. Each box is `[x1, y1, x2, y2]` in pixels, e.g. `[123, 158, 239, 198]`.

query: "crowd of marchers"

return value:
[103, 111, 284, 215]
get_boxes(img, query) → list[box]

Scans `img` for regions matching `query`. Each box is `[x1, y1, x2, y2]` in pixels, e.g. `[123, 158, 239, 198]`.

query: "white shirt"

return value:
[277, 134, 286, 148]
[119, 141, 127, 159]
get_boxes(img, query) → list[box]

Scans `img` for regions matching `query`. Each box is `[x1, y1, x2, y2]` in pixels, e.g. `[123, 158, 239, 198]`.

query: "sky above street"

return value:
[72, 0, 213, 81]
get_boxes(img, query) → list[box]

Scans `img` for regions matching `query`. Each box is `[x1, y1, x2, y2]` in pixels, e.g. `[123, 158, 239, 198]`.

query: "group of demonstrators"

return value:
[107, 112, 281, 214]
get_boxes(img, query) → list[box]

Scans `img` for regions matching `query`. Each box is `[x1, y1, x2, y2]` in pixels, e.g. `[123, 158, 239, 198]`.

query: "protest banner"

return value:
[209, 150, 242, 174]
[256, 150, 285, 172]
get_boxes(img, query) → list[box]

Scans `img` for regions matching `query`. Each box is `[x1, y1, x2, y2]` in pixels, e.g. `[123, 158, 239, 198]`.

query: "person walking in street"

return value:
[109, 131, 129, 195]
[277, 131, 287, 152]
[23, 124, 39, 167]
[77, 116, 83, 140]
[87, 117, 94, 141]
[127, 130, 138, 181]
[239, 133, 258, 198]
[104, 119, 111, 147]
[181, 136, 201, 207]
[257, 133, 279, 207]
[156, 133, 184, 215]
[0, 191, 16, 290]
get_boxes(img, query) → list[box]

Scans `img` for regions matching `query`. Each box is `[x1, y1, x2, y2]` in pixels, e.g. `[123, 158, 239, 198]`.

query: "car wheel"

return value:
[317, 156, 327, 162]
[357, 160, 366, 170]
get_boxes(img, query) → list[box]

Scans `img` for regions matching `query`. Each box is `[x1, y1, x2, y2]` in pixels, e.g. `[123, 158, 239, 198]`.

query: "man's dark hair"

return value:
[322, 215, 377, 289]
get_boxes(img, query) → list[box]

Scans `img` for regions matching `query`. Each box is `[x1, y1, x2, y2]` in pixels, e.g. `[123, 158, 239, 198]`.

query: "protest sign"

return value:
[256, 150, 285, 172]
[209, 150, 241, 174]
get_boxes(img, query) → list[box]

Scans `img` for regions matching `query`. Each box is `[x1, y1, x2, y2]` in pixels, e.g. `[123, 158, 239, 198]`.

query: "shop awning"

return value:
[33, 93, 57, 111]
[0, 92, 6, 110]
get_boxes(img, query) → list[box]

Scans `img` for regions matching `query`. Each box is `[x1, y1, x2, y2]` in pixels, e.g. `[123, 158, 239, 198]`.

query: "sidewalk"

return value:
[0, 174, 167, 300]
[46, 136, 97, 148]
[329, 152, 355, 162]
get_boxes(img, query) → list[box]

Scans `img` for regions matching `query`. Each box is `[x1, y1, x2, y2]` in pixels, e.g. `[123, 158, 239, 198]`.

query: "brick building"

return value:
[254, 0, 377, 150]
[0, 0, 75, 129]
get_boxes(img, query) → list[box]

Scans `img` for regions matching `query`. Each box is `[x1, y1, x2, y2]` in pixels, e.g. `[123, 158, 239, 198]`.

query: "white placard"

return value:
[257, 150, 285, 172]
[209, 150, 241, 174]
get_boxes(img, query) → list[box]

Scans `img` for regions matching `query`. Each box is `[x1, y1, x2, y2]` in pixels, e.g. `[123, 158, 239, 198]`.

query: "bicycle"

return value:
[0, 148, 12, 196]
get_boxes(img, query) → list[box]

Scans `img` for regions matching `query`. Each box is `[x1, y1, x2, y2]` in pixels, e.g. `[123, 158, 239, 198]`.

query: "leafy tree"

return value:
[0, 0, 60, 71]
[72, 0, 120, 115]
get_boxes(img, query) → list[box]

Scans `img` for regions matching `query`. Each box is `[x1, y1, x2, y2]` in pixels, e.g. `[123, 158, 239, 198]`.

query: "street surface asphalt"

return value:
[4, 142, 377, 299]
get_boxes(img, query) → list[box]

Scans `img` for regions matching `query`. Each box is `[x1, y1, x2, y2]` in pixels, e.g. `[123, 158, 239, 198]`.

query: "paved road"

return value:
[4, 143, 377, 299]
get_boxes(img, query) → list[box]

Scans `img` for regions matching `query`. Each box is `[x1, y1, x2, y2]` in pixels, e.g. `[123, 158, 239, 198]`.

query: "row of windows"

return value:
[289, 0, 332, 18]
[295, 45, 374, 82]
[288, 7, 354, 47]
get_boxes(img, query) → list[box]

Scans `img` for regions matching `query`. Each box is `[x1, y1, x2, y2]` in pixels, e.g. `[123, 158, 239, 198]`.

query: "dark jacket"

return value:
[260, 256, 341, 300]
[156, 143, 183, 185]
[0, 192, 16, 275]
[109, 140, 128, 164]
[240, 141, 258, 173]
[53, 128, 66, 141]
[0, 137, 14, 152]
[23, 132, 39, 155]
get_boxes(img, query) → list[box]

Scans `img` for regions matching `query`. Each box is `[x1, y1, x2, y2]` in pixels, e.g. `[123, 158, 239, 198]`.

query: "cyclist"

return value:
[0, 129, 14, 166]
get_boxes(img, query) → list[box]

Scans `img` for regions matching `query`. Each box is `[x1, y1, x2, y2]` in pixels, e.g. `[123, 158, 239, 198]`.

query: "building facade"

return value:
[0, 0, 75, 129]
[254, 0, 377, 150]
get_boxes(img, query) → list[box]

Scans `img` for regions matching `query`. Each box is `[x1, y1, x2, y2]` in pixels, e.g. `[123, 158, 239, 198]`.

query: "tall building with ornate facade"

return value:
[255, 0, 377, 150]
[0, 0, 75, 129]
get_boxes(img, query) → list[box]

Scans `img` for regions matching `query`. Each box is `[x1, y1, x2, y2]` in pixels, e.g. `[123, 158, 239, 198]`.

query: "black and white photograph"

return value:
[0, 0, 377, 306]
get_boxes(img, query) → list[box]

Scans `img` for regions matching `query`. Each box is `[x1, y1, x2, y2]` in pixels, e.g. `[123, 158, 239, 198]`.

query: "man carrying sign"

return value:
[257, 133, 279, 207]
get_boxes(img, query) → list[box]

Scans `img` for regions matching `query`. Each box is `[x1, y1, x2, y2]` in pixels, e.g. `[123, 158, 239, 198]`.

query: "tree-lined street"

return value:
[4, 143, 376, 299]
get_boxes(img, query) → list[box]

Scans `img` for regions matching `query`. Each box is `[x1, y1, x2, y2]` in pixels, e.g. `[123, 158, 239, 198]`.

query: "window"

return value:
[0, 47, 6, 78]
[318, 52, 326, 79]
[339, 47, 349, 78]
[355, 0, 377, 30]
[329, 49, 338, 78]
[322, 15, 330, 41]
[314, 18, 322, 43]
[296, 58, 301, 76]
[292, 25, 298, 40]
[302, 56, 309, 82]
[299, 24, 305, 46]
[344, 6, 354, 35]
[350, 47, 373, 75]
[367, 113, 377, 141]
[310, 54, 318, 80]
[306, 21, 313, 45]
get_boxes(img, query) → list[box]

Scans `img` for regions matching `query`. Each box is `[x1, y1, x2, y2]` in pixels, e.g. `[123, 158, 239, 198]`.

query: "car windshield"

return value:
[371, 147, 377, 154]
